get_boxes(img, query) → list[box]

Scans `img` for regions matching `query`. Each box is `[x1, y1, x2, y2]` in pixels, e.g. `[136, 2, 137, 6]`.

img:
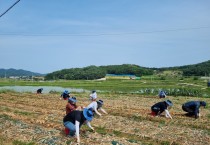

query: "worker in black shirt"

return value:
[37, 88, 43, 94]
[63, 108, 94, 143]
[151, 100, 173, 119]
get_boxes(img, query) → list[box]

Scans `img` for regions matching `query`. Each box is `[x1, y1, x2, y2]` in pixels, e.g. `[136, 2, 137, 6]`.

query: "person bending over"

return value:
[182, 101, 206, 119]
[63, 108, 94, 143]
[151, 100, 173, 119]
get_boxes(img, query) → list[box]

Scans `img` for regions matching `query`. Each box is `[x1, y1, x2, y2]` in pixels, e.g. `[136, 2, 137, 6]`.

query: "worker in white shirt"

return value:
[86, 90, 102, 116]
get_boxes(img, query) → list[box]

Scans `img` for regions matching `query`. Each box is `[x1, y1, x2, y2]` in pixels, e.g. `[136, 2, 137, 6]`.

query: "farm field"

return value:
[0, 78, 210, 96]
[0, 91, 210, 145]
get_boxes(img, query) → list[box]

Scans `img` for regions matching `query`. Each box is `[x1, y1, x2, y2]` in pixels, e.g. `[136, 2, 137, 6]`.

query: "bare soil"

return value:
[0, 92, 209, 145]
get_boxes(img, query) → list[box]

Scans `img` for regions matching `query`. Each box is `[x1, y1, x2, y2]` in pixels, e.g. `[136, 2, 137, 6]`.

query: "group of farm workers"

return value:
[60, 90, 107, 143]
[38, 88, 207, 143]
[151, 90, 207, 119]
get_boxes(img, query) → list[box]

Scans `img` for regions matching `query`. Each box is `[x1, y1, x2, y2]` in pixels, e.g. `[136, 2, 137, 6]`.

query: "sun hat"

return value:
[90, 92, 97, 100]
[64, 90, 70, 94]
[165, 100, 173, 106]
[200, 101, 206, 107]
[68, 97, 77, 103]
[83, 108, 94, 121]
[97, 100, 103, 105]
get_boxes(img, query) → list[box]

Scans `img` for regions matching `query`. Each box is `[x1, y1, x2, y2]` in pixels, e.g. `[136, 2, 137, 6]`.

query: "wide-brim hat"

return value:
[83, 108, 94, 121]
[97, 100, 103, 105]
[68, 97, 77, 103]
[165, 100, 173, 106]
[64, 90, 70, 94]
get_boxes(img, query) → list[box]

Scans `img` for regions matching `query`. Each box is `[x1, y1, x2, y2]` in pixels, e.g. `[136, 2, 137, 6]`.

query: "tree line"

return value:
[44, 64, 153, 80]
[45, 60, 210, 80]
[155, 60, 210, 76]
[2, 60, 209, 79]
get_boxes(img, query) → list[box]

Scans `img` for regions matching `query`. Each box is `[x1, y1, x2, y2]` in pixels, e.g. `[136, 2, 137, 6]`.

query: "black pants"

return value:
[182, 105, 195, 116]
[151, 107, 160, 115]
[182, 105, 194, 113]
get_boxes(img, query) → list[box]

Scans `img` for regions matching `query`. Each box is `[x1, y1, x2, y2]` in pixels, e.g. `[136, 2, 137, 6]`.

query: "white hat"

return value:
[90, 92, 97, 100]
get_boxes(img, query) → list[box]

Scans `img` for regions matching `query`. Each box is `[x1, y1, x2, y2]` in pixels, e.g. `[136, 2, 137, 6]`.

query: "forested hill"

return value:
[155, 60, 210, 76]
[44, 64, 155, 80]
[45, 60, 210, 80]
[0, 68, 44, 77]
[2, 60, 209, 79]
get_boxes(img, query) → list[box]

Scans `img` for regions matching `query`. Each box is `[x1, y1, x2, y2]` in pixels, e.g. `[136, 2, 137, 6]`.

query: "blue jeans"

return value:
[63, 121, 76, 136]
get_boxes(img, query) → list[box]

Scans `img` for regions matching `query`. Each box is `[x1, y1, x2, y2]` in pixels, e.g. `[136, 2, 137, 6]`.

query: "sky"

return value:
[0, 0, 210, 74]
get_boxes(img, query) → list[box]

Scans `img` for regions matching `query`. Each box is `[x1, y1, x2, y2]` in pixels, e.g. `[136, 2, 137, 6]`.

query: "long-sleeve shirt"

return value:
[63, 110, 93, 142]
[61, 93, 70, 99]
[87, 101, 102, 116]
[151, 102, 172, 119]
[183, 101, 201, 118]
[66, 103, 77, 114]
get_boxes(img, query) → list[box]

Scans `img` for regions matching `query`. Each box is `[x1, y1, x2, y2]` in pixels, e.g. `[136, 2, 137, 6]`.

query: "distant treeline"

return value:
[45, 60, 210, 80]
[44, 64, 153, 80]
[156, 60, 210, 76]
[1, 60, 210, 79]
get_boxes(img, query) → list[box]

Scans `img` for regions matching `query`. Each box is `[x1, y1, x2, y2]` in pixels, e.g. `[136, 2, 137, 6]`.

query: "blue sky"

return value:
[0, 0, 210, 74]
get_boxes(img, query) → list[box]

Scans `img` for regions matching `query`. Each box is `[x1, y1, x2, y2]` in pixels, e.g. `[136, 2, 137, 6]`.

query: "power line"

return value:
[0, 0, 21, 18]
[0, 26, 210, 37]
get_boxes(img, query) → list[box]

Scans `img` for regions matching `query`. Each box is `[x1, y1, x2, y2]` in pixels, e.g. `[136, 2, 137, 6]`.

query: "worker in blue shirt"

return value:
[159, 90, 167, 98]
[60, 90, 70, 100]
[182, 101, 206, 119]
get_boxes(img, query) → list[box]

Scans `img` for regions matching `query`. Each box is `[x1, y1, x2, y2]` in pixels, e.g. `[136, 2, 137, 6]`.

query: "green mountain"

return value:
[0, 68, 44, 78]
